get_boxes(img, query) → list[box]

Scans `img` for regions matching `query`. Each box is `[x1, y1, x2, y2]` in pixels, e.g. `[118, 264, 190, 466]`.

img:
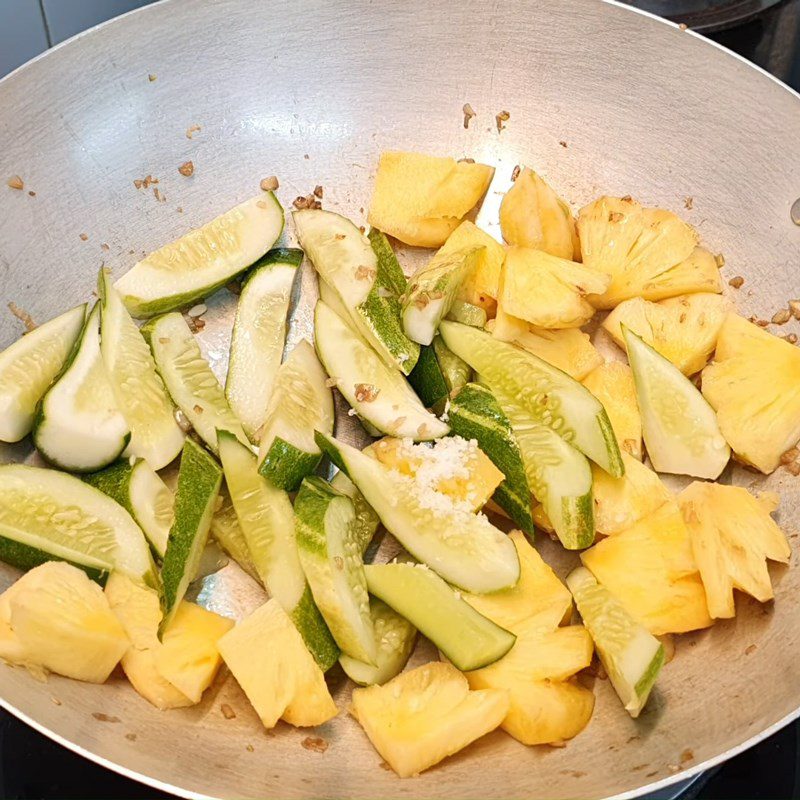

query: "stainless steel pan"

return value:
[1, 1, 800, 797]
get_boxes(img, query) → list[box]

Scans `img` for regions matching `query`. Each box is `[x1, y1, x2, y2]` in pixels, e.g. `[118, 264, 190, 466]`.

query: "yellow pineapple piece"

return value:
[678, 482, 790, 619]
[578, 196, 722, 308]
[217, 599, 337, 729]
[582, 362, 642, 459]
[702, 313, 800, 473]
[499, 247, 609, 329]
[499, 168, 579, 260]
[581, 502, 713, 635]
[463, 530, 572, 630]
[350, 661, 509, 777]
[603, 293, 731, 375]
[437, 220, 505, 313]
[369, 435, 504, 511]
[592, 453, 671, 536]
[368, 152, 494, 247]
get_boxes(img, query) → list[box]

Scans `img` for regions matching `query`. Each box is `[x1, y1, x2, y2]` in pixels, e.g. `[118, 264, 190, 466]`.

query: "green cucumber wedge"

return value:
[218, 429, 338, 670]
[225, 248, 301, 442]
[0, 303, 86, 443]
[447, 384, 534, 536]
[316, 433, 519, 593]
[98, 271, 185, 470]
[314, 301, 448, 440]
[623, 327, 730, 479]
[567, 566, 664, 718]
[446, 300, 487, 328]
[33, 304, 130, 472]
[408, 336, 471, 415]
[329, 470, 380, 556]
[364, 562, 515, 671]
[209, 485, 259, 581]
[0, 464, 155, 585]
[83, 458, 174, 559]
[115, 193, 284, 318]
[160, 438, 223, 632]
[340, 597, 417, 685]
[256, 339, 334, 491]
[440, 321, 624, 477]
[294, 209, 419, 374]
[143, 312, 248, 454]
[402, 247, 482, 345]
[295, 476, 376, 664]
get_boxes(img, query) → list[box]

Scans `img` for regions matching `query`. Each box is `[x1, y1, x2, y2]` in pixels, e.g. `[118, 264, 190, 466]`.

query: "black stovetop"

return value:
[3, 2, 800, 798]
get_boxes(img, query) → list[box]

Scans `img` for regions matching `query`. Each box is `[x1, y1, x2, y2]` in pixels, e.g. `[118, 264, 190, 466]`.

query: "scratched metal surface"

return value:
[1, 0, 800, 798]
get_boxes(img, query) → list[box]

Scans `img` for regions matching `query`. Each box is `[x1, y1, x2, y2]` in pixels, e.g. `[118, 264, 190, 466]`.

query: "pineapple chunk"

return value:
[581, 502, 713, 635]
[0, 562, 128, 684]
[499, 168, 580, 260]
[438, 220, 505, 313]
[582, 362, 642, 459]
[578, 196, 722, 308]
[218, 599, 337, 729]
[369, 435, 504, 512]
[592, 453, 671, 536]
[702, 313, 800, 473]
[368, 152, 494, 247]
[678, 482, 790, 619]
[350, 661, 509, 777]
[463, 530, 572, 630]
[490, 310, 602, 380]
[499, 247, 609, 329]
[603, 293, 731, 375]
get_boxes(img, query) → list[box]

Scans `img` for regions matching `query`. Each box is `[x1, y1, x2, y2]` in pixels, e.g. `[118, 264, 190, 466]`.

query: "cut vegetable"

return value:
[582, 362, 642, 460]
[364, 562, 515, 671]
[440, 321, 624, 477]
[295, 476, 375, 664]
[83, 458, 174, 558]
[144, 311, 248, 454]
[407, 335, 470, 414]
[329, 470, 380, 556]
[318, 433, 520, 593]
[33, 304, 130, 472]
[115, 193, 284, 317]
[0, 303, 86, 443]
[314, 301, 448, 440]
[98, 270, 184, 470]
[219, 430, 338, 670]
[256, 339, 334, 491]
[624, 327, 729, 479]
[160, 438, 223, 632]
[446, 300, 488, 328]
[567, 566, 664, 718]
[225, 248, 301, 441]
[209, 486, 259, 581]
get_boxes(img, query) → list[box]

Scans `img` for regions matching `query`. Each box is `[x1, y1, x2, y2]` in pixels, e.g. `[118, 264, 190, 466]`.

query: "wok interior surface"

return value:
[1, 0, 800, 797]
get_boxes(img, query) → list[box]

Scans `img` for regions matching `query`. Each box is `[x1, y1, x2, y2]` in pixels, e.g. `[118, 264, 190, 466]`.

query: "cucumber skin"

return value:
[408, 345, 449, 412]
[367, 229, 407, 296]
[0, 536, 109, 585]
[258, 436, 322, 492]
[448, 384, 535, 536]
[291, 584, 340, 671]
[250, 247, 304, 272]
[81, 459, 136, 513]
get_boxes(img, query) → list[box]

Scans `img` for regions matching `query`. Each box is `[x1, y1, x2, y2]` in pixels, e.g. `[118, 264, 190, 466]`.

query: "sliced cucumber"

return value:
[329, 470, 380, 556]
[209, 485, 259, 581]
[364, 562, 515, 671]
[160, 438, 223, 632]
[0, 303, 86, 443]
[218, 429, 338, 670]
[83, 458, 174, 558]
[98, 271, 184, 470]
[340, 598, 417, 685]
[294, 209, 419, 373]
[623, 327, 730, 479]
[402, 247, 482, 345]
[367, 228, 408, 295]
[225, 248, 301, 442]
[0, 463, 155, 585]
[314, 301, 448, 440]
[33, 304, 130, 472]
[256, 339, 334, 491]
[115, 193, 284, 318]
[567, 566, 664, 718]
[295, 476, 376, 664]
[143, 312, 248, 454]
[316, 433, 519, 593]
[447, 383, 534, 536]
[446, 300, 488, 328]
[410, 335, 471, 415]
[440, 321, 624, 477]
